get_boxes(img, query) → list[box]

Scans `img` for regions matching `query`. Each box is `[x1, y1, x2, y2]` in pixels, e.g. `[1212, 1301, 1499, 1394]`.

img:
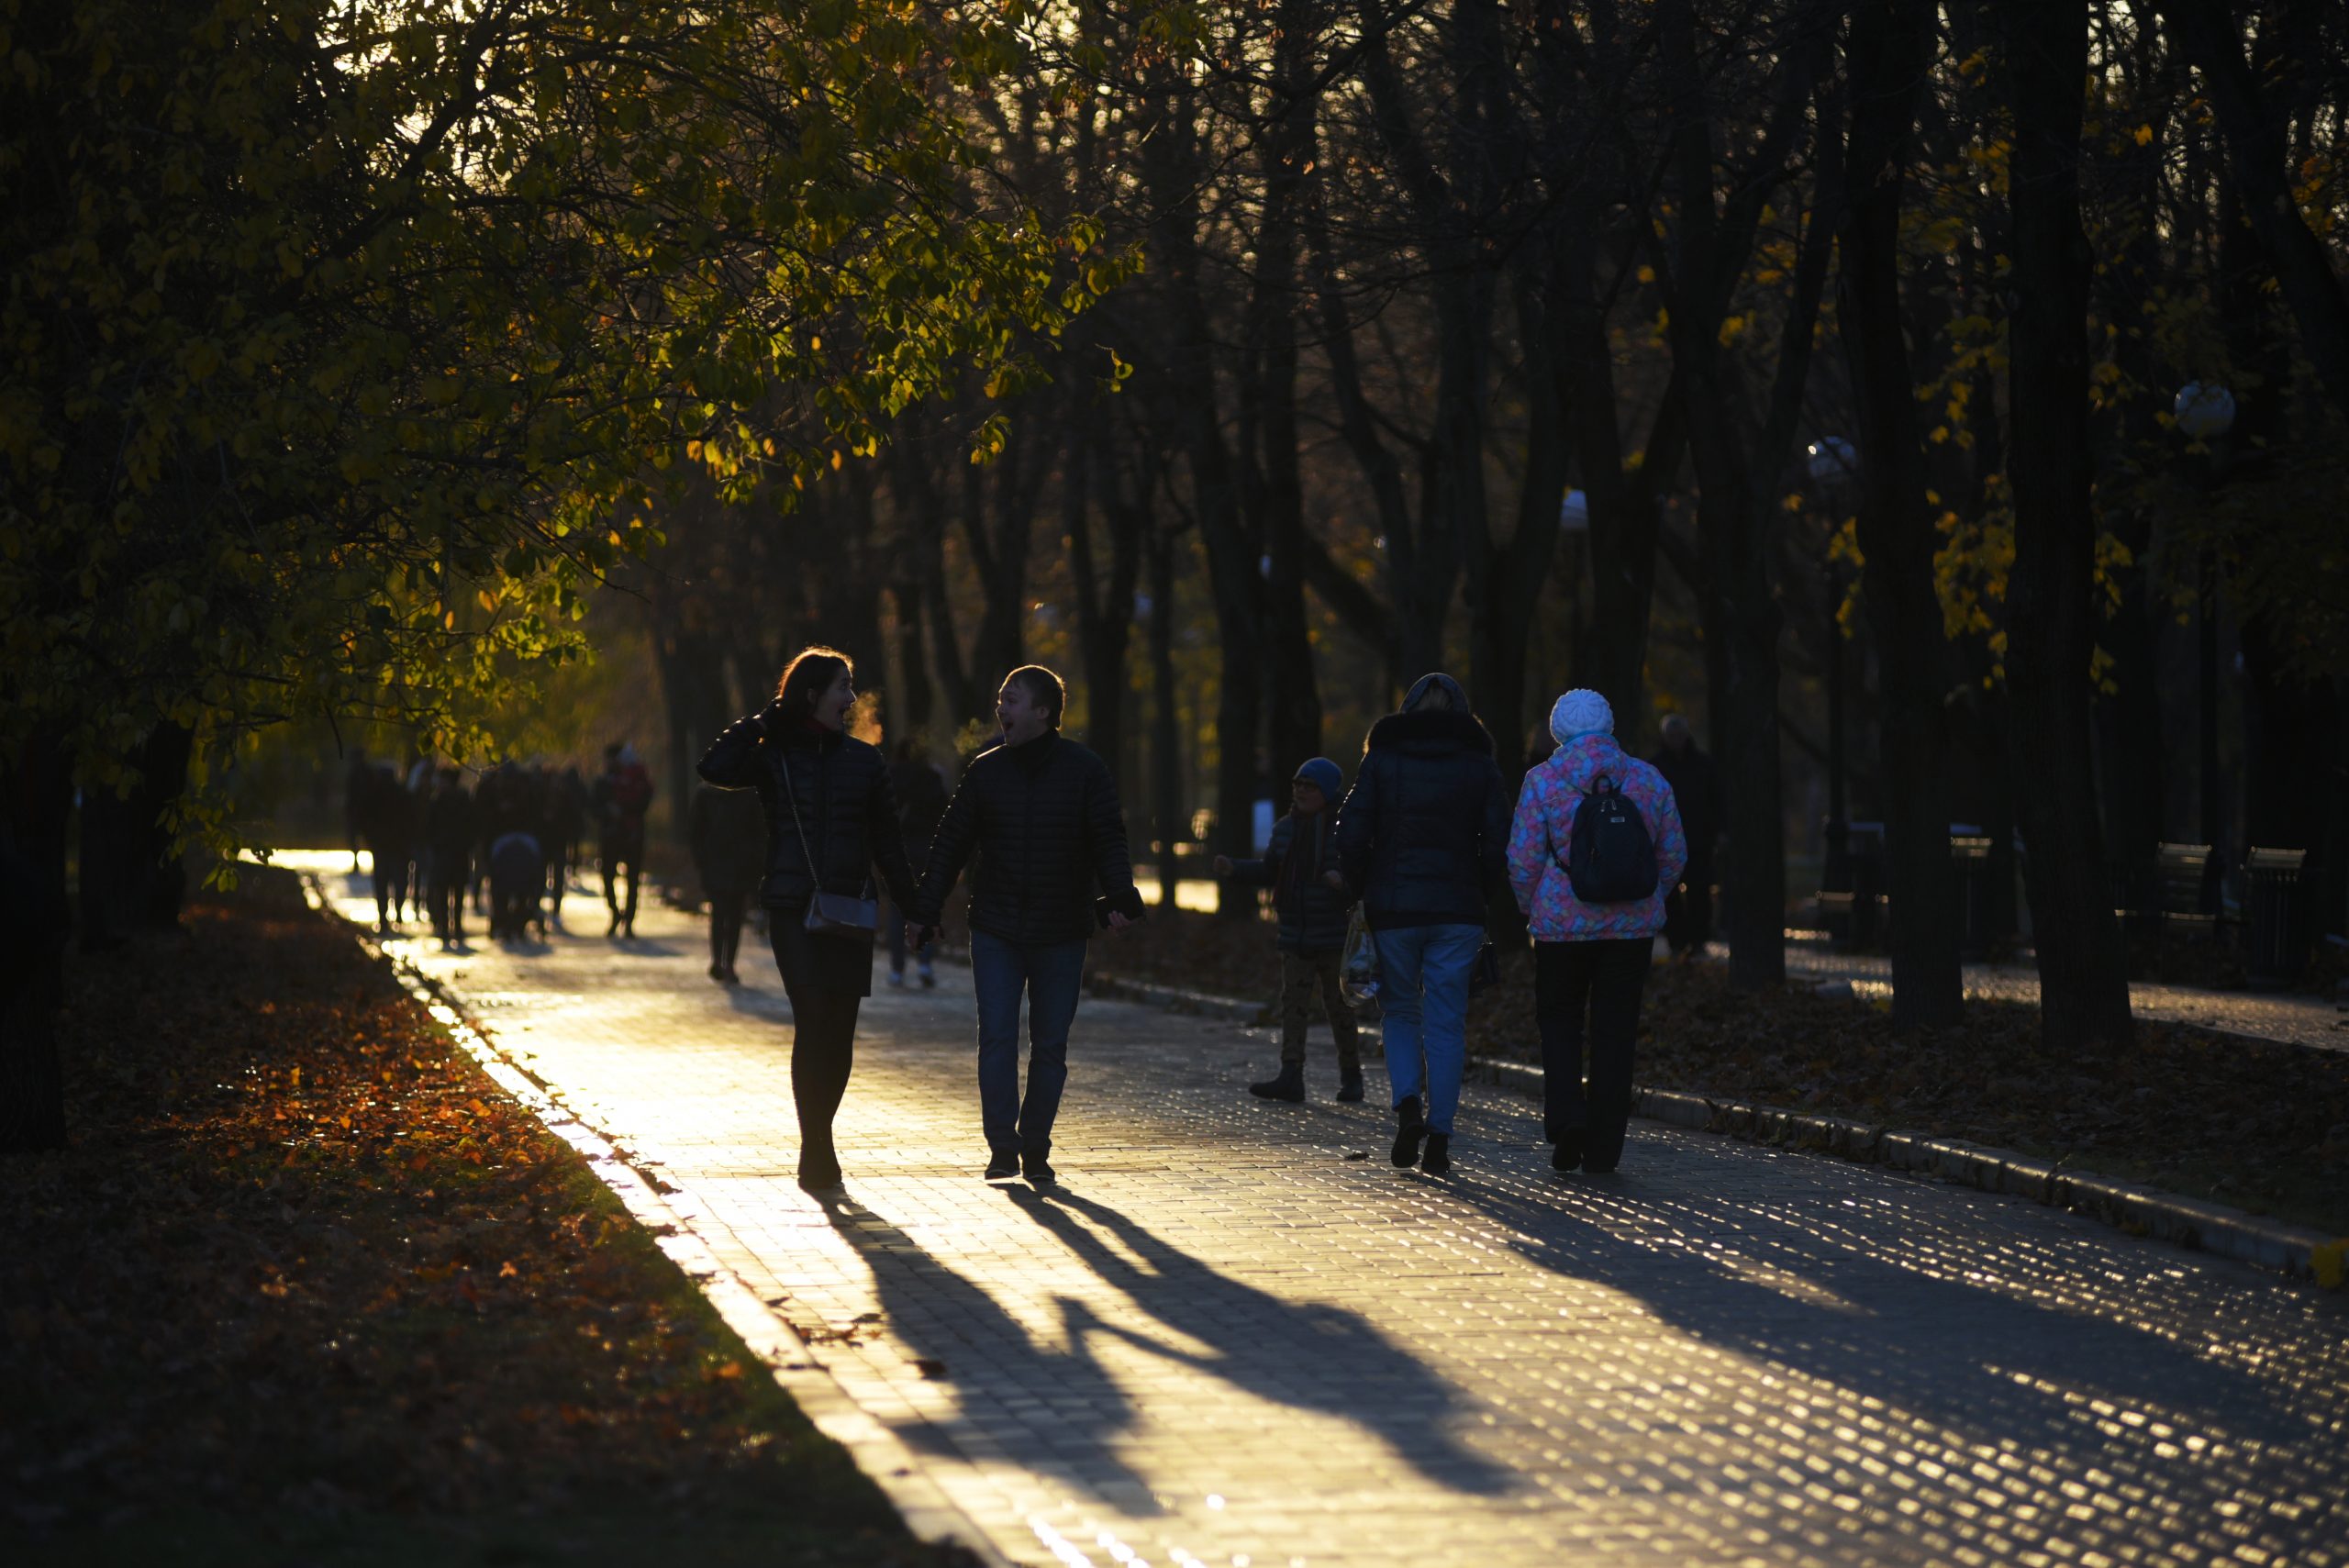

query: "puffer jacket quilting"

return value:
[1228, 810, 1353, 952]
[1507, 733, 1688, 941]
[915, 731, 1140, 945]
[696, 716, 919, 911]
[1332, 709, 1510, 930]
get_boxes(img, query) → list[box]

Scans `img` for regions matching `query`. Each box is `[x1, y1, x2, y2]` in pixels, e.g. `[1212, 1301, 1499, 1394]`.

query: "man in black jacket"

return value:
[910, 666, 1144, 1184]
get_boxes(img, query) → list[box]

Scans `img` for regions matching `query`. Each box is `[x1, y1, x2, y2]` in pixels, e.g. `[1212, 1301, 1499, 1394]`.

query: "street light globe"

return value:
[1805, 436, 1857, 485]
[2174, 382, 2236, 439]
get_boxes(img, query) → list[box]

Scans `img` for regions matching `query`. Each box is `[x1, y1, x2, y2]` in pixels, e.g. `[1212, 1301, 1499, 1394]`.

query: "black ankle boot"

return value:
[1551, 1129, 1585, 1173]
[1249, 1063, 1306, 1103]
[1420, 1132, 1451, 1176]
[1335, 1066, 1365, 1103]
[1391, 1095, 1425, 1167]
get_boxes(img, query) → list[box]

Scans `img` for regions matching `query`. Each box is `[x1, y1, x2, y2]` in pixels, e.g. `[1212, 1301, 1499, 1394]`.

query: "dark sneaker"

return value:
[1390, 1095, 1425, 1168]
[1551, 1130, 1585, 1173]
[984, 1156, 1020, 1181]
[1335, 1067, 1366, 1103]
[1022, 1151, 1057, 1184]
[1248, 1064, 1306, 1103]
[1420, 1133, 1452, 1176]
[796, 1161, 842, 1192]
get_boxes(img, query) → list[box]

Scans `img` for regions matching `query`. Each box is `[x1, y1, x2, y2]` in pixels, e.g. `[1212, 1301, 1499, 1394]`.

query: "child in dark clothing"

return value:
[1216, 757, 1364, 1103]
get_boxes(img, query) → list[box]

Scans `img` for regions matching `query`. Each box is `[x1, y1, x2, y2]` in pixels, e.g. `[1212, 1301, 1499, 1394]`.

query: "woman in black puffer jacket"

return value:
[697, 646, 919, 1191]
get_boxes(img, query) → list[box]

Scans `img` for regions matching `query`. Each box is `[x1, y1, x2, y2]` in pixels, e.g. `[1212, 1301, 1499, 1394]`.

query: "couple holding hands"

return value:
[696, 649, 1142, 1191]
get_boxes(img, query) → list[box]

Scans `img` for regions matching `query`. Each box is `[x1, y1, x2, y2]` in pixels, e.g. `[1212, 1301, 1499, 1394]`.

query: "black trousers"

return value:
[600, 832, 643, 928]
[708, 890, 747, 972]
[429, 876, 466, 940]
[773, 929, 863, 1173]
[1535, 938, 1653, 1171]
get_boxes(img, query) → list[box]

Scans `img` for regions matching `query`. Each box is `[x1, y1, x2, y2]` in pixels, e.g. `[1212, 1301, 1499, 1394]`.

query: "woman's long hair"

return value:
[774, 646, 853, 722]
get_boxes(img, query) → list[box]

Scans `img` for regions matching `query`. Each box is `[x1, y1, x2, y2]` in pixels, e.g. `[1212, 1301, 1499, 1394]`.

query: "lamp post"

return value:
[2175, 383, 2234, 912]
[1806, 437, 1858, 892]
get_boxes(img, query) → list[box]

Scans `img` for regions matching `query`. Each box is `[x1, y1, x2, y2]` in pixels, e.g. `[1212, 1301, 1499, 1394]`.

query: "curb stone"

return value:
[296, 874, 1015, 1568]
[752, 940, 2347, 1286]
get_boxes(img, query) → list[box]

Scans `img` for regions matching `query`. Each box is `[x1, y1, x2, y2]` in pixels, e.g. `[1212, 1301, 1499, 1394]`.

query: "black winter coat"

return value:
[1333, 709, 1509, 930]
[1648, 742, 1721, 862]
[696, 715, 919, 913]
[688, 783, 768, 897]
[915, 731, 1141, 945]
[1229, 810, 1353, 952]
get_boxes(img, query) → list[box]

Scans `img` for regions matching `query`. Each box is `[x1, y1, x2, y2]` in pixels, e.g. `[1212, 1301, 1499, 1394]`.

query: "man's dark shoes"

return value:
[796, 1159, 842, 1192]
[1419, 1133, 1452, 1176]
[984, 1155, 1020, 1181]
[1021, 1151, 1057, 1184]
[1551, 1129, 1585, 1173]
[1249, 1063, 1306, 1103]
[1391, 1095, 1425, 1168]
[1335, 1066, 1366, 1103]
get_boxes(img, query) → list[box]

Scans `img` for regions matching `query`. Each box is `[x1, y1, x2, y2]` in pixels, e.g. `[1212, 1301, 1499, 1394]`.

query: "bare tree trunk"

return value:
[1147, 523, 1186, 906]
[1838, 0, 1964, 1028]
[1141, 75, 1264, 895]
[2000, 0, 2133, 1049]
[2152, 0, 2349, 420]
[2, 732, 73, 1153]
[1066, 384, 1144, 786]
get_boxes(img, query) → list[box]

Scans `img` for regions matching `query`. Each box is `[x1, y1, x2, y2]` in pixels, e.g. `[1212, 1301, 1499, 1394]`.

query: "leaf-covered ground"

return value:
[1106, 908, 2349, 1236]
[3, 867, 972, 1567]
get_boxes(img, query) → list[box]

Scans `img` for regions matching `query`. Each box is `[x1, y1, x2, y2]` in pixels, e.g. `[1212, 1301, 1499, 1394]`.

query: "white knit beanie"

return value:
[1548, 689, 1614, 748]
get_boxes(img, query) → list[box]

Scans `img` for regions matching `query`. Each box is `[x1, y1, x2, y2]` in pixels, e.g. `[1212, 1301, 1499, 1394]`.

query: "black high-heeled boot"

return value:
[1390, 1095, 1425, 1167]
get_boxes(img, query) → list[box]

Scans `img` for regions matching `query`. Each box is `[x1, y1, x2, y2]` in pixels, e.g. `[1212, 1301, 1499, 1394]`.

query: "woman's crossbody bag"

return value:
[779, 752, 878, 938]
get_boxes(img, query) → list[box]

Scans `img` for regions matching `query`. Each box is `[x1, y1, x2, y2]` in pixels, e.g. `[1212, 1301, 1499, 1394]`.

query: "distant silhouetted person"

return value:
[594, 742, 653, 938]
[1649, 713, 1720, 958]
[690, 780, 765, 984]
[543, 763, 589, 929]
[885, 737, 949, 989]
[356, 763, 419, 934]
[1216, 756, 1362, 1105]
[342, 748, 372, 874]
[424, 767, 474, 945]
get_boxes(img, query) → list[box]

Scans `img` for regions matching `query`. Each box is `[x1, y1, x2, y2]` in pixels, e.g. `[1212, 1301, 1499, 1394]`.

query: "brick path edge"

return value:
[299, 874, 1017, 1567]
[1081, 965, 2348, 1291]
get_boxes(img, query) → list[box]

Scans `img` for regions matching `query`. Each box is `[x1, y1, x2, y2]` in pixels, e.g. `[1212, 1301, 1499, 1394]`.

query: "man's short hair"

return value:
[1005, 665, 1065, 728]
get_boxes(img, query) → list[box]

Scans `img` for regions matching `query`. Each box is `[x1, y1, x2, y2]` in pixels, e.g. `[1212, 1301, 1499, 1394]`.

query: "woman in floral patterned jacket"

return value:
[1506, 689, 1687, 1175]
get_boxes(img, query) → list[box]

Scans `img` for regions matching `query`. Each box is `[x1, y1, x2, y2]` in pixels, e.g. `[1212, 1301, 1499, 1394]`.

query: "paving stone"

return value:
[318, 869, 2349, 1568]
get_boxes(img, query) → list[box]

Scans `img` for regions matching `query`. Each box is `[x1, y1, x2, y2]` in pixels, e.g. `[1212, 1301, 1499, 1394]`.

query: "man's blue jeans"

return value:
[971, 929, 1088, 1159]
[1373, 922, 1485, 1135]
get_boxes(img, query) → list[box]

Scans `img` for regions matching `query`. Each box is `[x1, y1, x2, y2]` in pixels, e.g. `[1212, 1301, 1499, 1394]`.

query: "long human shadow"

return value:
[1446, 1140, 2330, 1455]
[1004, 1184, 1515, 1497]
[818, 1199, 1160, 1507]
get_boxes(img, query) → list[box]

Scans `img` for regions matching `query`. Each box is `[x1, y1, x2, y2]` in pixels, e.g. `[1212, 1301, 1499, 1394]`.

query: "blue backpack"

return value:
[1560, 775, 1658, 903]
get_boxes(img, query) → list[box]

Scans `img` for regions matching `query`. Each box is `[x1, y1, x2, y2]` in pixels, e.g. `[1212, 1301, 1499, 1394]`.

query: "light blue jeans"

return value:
[1373, 922, 1486, 1135]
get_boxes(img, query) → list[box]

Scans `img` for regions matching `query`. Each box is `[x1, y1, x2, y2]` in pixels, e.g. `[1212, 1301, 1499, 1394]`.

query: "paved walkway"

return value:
[315, 867, 2346, 1568]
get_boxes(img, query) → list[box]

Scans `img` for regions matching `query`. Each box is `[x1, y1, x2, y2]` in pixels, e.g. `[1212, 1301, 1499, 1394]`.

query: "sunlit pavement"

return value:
[294, 854, 2348, 1568]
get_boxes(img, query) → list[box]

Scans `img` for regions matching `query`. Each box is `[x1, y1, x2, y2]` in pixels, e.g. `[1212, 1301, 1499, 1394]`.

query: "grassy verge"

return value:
[1104, 908, 2349, 1237]
[3, 866, 970, 1567]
